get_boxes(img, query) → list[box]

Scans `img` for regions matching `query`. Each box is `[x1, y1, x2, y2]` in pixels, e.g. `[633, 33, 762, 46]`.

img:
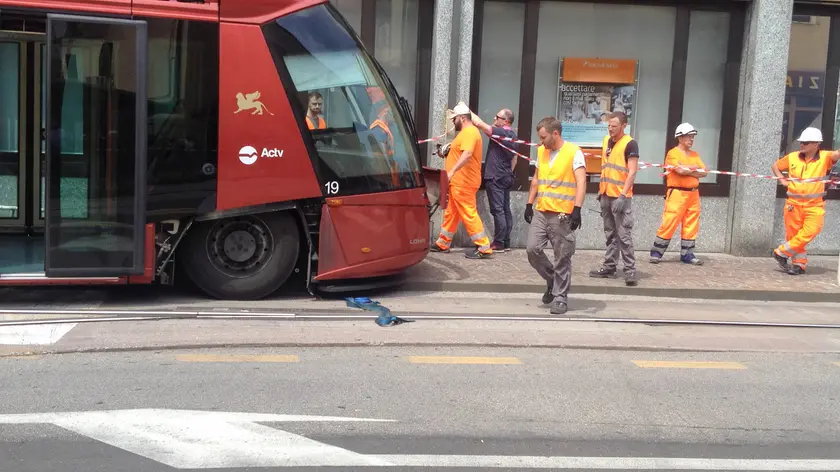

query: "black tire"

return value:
[178, 211, 300, 300]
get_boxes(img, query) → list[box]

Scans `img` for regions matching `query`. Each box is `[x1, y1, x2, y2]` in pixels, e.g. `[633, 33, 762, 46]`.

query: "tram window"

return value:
[143, 18, 219, 215]
[0, 43, 19, 219]
[39, 44, 88, 220]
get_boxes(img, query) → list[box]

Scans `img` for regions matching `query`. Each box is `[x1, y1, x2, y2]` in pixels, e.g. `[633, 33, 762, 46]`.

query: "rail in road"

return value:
[1, 307, 840, 329]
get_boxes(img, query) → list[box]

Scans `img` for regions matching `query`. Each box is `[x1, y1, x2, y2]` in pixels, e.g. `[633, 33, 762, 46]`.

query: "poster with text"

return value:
[556, 58, 638, 148]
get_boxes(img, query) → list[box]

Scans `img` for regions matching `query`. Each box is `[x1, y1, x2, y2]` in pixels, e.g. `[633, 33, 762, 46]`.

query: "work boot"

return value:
[649, 250, 663, 264]
[772, 250, 788, 270]
[786, 265, 805, 275]
[624, 270, 638, 286]
[465, 249, 492, 259]
[549, 301, 567, 315]
[542, 280, 554, 305]
[589, 267, 617, 278]
[680, 253, 703, 265]
[490, 241, 505, 252]
[430, 243, 450, 253]
[503, 240, 511, 252]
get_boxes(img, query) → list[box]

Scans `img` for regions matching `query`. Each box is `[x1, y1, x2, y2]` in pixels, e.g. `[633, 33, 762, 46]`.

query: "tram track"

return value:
[0, 307, 839, 329]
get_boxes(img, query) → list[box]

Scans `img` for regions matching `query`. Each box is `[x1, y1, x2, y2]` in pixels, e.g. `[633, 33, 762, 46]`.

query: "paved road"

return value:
[2, 346, 840, 470]
[3, 287, 840, 355]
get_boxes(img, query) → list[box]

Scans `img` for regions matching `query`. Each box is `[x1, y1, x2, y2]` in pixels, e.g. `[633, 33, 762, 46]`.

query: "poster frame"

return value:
[549, 57, 641, 175]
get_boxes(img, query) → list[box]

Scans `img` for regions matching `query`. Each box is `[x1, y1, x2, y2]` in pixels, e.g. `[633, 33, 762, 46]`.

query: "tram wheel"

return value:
[179, 211, 300, 300]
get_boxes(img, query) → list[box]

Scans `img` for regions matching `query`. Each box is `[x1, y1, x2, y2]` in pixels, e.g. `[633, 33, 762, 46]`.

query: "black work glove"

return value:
[570, 206, 582, 231]
[524, 203, 534, 224]
[614, 195, 628, 213]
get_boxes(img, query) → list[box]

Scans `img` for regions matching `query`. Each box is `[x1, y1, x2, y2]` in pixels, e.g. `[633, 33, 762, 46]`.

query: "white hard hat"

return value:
[797, 127, 823, 142]
[447, 101, 471, 119]
[674, 122, 697, 137]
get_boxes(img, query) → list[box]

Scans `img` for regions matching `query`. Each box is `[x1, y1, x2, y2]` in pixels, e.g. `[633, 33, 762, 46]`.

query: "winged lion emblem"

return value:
[234, 91, 274, 116]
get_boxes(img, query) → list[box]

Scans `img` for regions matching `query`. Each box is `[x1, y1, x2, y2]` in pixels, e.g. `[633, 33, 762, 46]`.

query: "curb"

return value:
[400, 281, 840, 303]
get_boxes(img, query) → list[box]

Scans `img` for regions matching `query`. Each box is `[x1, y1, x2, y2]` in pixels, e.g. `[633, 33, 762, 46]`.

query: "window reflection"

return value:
[263, 3, 421, 196]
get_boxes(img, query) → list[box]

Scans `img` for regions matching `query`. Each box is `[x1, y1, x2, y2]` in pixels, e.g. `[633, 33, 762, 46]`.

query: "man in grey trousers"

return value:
[589, 111, 639, 286]
[524, 117, 587, 315]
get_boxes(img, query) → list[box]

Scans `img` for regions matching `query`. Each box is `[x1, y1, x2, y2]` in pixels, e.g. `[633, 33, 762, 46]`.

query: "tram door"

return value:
[0, 11, 147, 277]
[43, 13, 148, 277]
[0, 12, 47, 273]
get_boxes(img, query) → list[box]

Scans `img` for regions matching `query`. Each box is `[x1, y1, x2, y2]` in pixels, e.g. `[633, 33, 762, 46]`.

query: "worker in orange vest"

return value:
[431, 101, 493, 259]
[770, 127, 840, 275]
[649, 123, 707, 265]
[589, 111, 639, 286]
[305, 91, 326, 130]
[366, 87, 400, 187]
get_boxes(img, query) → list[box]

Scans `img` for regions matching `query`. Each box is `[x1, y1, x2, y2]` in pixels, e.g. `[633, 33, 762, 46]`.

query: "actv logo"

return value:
[238, 146, 285, 165]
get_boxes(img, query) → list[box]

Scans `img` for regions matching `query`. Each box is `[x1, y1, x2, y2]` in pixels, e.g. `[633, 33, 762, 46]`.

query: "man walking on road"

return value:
[472, 109, 518, 251]
[590, 111, 639, 286]
[524, 117, 586, 315]
[431, 101, 494, 259]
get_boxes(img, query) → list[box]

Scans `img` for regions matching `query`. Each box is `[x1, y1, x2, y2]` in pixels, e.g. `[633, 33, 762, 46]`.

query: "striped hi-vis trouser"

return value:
[774, 199, 825, 270]
[434, 184, 492, 253]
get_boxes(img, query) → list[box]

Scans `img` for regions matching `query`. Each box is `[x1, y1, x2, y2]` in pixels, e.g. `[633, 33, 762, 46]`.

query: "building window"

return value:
[374, 0, 419, 109]
[782, 15, 829, 155]
[475, 1, 525, 162]
[529, 2, 676, 185]
[683, 10, 730, 184]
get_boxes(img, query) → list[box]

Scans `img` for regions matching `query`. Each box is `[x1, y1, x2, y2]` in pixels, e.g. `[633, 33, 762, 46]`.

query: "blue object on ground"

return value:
[345, 297, 414, 327]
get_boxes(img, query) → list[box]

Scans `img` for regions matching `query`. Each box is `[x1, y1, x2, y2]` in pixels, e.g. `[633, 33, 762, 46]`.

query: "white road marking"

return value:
[0, 409, 393, 469]
[0, 323, 76, 345]
[367, 455, 840, 470]
[0, 409, 838, 470]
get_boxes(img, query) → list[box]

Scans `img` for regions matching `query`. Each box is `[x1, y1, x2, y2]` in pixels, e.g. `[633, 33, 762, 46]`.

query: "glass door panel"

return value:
[44, 14, 147, 277]
[0, 41, 22, 223]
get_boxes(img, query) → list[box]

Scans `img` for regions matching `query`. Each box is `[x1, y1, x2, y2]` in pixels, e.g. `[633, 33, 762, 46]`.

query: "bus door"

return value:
[44, 14, 147, 277]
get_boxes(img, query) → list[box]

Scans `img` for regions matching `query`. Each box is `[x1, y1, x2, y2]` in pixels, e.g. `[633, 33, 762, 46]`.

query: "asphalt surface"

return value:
[2, 346, 840, 470]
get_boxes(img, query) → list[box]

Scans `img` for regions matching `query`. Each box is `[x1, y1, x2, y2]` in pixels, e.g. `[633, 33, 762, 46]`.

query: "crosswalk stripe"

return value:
[407, 356, 521, 365]
[632, 360, 746, 370]
[175, 354, 299, 363]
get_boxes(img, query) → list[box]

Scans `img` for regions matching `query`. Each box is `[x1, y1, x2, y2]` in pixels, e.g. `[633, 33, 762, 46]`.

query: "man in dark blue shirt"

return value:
[472, 109, 519, 251]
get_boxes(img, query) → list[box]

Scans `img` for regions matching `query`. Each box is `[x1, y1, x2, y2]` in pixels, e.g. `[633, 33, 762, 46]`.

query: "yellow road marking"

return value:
[407, 356, 521, 365]
[832, 362, 840, 367]
[632, 360, 745, 370]
[176, 354, 299, 363]
[0, 354, 41, 360]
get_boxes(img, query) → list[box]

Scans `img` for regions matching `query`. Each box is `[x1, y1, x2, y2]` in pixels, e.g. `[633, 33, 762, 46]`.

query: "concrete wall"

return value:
[432, 192, 730, 254]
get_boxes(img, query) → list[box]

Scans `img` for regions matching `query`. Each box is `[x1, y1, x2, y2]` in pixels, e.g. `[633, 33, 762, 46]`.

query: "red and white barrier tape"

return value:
[417, 119, 840, 185]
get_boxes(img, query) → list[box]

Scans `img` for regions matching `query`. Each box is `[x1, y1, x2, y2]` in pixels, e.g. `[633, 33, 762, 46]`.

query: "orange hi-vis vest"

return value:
[665, 146, 706, 189]
[370, 118, 399, 186]
[599, 134, 634, 198]
[782, 150, 835, 207]
[306, 115, 326, 130]
[370, 119, 394, 156]
[534, 142, 580, 214]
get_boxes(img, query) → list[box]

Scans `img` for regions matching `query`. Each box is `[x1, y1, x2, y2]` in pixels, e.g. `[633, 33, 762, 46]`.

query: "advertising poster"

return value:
[556, 57, 639, 149]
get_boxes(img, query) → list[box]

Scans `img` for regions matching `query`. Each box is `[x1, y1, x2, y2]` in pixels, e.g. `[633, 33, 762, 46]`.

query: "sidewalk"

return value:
[401, 249, 840, 302]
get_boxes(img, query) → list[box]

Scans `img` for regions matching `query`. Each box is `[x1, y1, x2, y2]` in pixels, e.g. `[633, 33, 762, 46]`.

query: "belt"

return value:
[667, 186, 698, 192]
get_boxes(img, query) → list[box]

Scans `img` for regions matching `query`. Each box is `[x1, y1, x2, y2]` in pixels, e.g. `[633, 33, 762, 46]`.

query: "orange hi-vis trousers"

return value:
[650, 188, 700, 260]
[434, 185, 492, 253]
[774, 201, 825, 270]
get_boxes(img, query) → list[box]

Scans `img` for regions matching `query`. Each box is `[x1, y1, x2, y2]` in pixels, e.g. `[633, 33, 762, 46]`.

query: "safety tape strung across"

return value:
[416, 117, 840, 185]
[417, 125, 455, 144]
